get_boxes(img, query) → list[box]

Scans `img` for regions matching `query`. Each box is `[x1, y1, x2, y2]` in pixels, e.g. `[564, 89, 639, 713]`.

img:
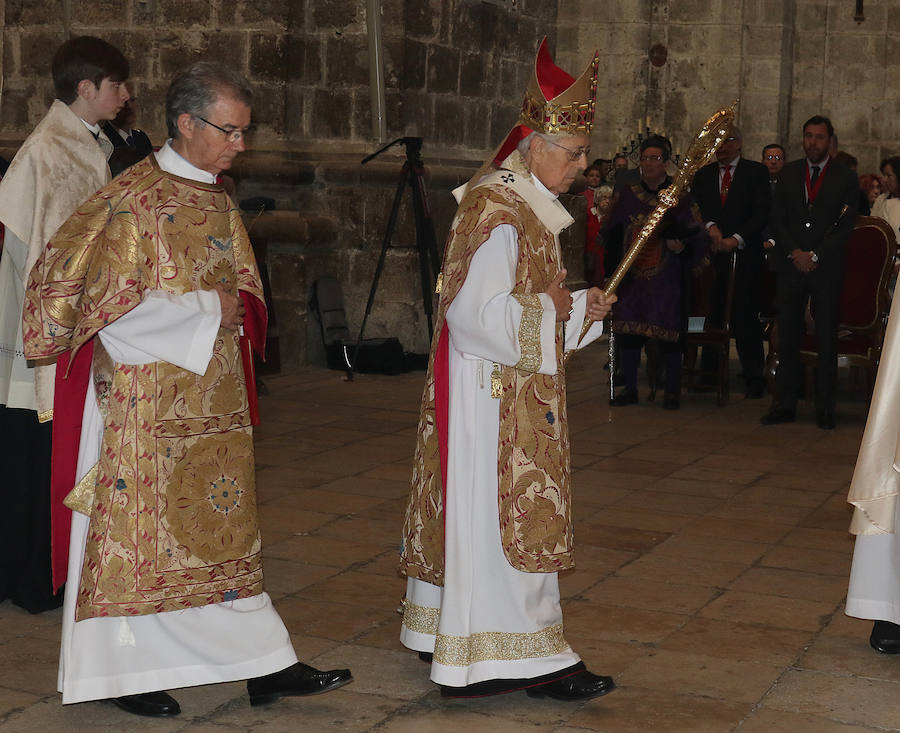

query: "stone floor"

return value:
[1, 343, 898, 733]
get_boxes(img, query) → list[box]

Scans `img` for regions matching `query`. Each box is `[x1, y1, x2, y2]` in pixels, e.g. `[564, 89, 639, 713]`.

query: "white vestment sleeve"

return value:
[564, 289, 605, 352]
[98, 289, 221, 375]
[446, 224, 558, 375]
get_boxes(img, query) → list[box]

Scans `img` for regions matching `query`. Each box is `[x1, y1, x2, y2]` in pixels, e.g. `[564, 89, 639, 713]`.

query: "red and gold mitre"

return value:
[493, 37, 599, 166]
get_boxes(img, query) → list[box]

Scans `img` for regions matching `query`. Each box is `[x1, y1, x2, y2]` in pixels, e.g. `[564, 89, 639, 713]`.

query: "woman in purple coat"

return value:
[600, 136, 709, 410]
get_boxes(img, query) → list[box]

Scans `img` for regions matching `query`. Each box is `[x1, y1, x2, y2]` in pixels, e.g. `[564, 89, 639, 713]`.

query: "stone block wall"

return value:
[0, 0, 563, 367]
[2, 0, 897, 367]
[557, 0, 900, 175]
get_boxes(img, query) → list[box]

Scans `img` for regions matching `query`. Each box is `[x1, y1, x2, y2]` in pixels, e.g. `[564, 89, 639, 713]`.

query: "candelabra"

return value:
[613, 122, 681, 168]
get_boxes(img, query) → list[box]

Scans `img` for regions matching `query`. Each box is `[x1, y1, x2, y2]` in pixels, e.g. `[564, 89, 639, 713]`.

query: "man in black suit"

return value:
[762, 115, 858, 429]
[101, 96, 153, 176]
[762, 144, 786, 191]
[693, 126, 771, 397]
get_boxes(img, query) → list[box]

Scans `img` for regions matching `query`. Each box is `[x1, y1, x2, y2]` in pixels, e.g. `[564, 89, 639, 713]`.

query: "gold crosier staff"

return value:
[570, 102, 737, 355]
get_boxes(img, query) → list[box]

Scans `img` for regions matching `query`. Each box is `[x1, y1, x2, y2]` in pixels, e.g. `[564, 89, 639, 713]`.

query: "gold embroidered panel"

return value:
[497, 207, 572, 574]
[434, 623, 569, 667]
[511, 293, 544, 372]
[401, 598, 440, 636]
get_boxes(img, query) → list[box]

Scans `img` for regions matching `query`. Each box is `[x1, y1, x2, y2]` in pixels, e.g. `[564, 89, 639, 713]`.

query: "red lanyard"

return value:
[804, 160, 829, 204]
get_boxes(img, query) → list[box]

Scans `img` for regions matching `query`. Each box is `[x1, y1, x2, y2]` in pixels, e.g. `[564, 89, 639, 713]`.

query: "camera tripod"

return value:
[347, 137, 441, 380]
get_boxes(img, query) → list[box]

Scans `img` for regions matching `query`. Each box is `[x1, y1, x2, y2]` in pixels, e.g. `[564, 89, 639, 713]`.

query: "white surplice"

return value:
[400, 211, 604, 687]
[846, 530, 900, 625]
[59, 143, 297, 704]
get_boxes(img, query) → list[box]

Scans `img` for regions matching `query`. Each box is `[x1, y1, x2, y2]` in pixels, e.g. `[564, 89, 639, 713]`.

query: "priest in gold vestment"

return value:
[399, 40, 617, 700]
[23, 62, 352, 718]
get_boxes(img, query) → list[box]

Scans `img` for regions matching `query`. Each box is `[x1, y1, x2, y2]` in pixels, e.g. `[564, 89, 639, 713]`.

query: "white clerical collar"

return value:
[531, 173, 558, 201]
[155, 140, 217, 184]
[80, 119, 101, 136]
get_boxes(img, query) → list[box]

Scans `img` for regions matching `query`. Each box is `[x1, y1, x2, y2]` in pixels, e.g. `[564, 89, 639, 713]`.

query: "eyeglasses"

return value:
[765, 154, 783, 161]
[195, 115, 253, 143]
[639, 154, 664, 162]
[544, 138, 591, 162]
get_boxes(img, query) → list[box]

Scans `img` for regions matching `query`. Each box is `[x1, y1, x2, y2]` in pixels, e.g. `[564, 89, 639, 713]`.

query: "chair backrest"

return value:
[687, 251, 737, 333]
[838, 216, 895, 331]
[310, 277, 351, 346]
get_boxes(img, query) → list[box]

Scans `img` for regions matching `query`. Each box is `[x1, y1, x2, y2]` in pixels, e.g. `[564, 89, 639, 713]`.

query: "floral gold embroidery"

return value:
[166, 433, 258, 564]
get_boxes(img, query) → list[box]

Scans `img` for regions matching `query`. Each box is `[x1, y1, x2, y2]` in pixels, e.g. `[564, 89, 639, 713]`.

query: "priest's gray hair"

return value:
[517, 130, 558, 159]
[166, 61, 253, 139]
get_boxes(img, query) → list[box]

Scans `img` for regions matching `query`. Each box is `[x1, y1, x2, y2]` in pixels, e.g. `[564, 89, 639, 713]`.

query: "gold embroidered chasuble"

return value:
[400, 152, 577, 587]
[23, 155, 266, 620]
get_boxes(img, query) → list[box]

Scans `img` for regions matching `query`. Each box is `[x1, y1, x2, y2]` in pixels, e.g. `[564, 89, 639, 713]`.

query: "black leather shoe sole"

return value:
[870, 621, 900, 654]
[109, 691, 181, 717]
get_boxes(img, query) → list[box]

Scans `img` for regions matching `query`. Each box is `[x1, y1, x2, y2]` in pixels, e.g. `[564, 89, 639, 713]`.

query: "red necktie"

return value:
[720, 165, 732, 206]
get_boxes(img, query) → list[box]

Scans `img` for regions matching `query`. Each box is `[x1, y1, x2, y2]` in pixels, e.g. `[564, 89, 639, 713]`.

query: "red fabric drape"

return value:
[434, 326, 450, 515]
[239, 290, 268, 426]
[49, 343, 94, 592]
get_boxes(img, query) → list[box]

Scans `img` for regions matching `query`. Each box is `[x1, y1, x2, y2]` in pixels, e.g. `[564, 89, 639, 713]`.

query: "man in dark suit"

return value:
[101, 96, 153, 176]
[692, 126, 771, 397]
[762, 144, 785, 191]
[762, 115, 858, 429]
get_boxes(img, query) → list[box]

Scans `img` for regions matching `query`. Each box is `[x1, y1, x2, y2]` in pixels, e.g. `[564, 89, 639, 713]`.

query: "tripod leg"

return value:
[410, 164, 442, 342]
[348, 164, 408, 380]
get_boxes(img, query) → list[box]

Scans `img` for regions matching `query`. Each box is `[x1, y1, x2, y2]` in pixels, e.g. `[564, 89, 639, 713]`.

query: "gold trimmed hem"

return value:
[512, 293, 544, 373]
[401, 598, 440, 635]
[63, 462, 98, 516]
[434, 623, 569, 667]
[38, 409, 53, 423]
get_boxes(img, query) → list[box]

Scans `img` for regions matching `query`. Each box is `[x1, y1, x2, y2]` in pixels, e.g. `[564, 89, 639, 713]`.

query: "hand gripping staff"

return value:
[568, 102, 738, 357]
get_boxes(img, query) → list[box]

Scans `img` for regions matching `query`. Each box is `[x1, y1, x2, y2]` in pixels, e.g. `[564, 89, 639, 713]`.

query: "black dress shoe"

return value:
[109, 691, 180, 717]
[610, 388, 637, 406]
[816, 412, 836, 430]
[663, 392, 679, 410]
[247, 662, 353, 706]
[760, 407, 795, 425]
[870, 620, 900, 654]
[525, 670, 616, 701]
[418, 651, 433, 663]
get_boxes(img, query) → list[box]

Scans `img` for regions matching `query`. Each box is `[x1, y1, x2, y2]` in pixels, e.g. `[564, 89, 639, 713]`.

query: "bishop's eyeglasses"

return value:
[543, 138, 591, 162]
